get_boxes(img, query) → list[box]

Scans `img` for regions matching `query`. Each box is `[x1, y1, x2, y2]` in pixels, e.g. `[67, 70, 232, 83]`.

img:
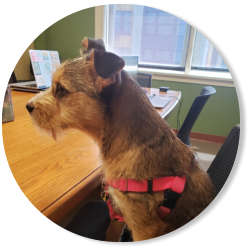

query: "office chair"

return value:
[207, 125, 240, 195]
[177, 86, 216, 145]
[65, 200, 110, 241]
[136, 72, 152, 88]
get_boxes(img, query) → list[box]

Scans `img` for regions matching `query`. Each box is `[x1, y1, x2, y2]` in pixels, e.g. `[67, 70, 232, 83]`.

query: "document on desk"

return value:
[147, 94, 172, 108]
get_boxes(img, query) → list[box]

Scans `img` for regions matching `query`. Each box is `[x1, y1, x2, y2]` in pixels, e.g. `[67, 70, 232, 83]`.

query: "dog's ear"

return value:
[94, 50, 125, 78]
[89, 49, 125, 91]
[81, 37, 106, 55]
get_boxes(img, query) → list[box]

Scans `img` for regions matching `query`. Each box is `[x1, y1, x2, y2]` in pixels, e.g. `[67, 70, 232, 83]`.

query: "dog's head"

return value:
[26, 37, 125, 140]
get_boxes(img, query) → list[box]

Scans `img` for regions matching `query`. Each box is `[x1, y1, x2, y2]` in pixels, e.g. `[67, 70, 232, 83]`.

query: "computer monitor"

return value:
[29, 50, 61, 89]
[122, 56, 152, 88]
[122, 56, 138, 75]
[136, 73, 152, 88]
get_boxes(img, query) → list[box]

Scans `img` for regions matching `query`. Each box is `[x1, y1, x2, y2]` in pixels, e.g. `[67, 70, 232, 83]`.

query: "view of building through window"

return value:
[192, 31, 228, 71]
[107, 4, 228, 71]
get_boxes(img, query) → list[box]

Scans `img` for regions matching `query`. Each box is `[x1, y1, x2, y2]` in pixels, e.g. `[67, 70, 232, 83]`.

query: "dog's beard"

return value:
[30, 117, 63, 141]
[51, 128, 58, 140]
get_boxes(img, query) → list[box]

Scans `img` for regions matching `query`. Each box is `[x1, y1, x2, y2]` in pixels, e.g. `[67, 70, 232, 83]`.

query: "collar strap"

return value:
[107, 176, 186, 194]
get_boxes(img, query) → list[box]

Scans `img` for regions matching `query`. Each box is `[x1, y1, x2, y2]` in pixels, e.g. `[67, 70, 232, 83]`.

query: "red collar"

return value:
[107, 176, 186, 194]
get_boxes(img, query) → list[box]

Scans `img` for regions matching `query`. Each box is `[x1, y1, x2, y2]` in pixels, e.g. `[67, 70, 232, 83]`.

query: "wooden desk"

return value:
[2, 89, 181, 224]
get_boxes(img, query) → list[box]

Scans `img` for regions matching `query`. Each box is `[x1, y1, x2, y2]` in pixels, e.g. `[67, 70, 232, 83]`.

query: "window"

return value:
[106, 4, 229, 74]
[107, 5, 190, 70]
[191, 31, 228, 71]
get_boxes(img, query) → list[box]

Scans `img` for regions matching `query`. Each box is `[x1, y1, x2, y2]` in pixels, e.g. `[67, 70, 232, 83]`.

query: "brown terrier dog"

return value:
[26, 37, 215, 241]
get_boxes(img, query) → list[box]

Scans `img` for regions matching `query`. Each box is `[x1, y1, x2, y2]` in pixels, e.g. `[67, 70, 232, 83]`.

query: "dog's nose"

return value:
[26, 103, 34, 113]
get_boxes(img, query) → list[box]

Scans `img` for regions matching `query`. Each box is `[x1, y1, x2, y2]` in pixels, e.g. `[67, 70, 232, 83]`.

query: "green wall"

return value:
[34, 8, 95, 61]
[33, 7, 240, 138]
[152, 80, 240, 137]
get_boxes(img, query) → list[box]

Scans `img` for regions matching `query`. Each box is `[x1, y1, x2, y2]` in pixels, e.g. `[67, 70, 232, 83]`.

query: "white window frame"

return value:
[95, 6, 234, 87]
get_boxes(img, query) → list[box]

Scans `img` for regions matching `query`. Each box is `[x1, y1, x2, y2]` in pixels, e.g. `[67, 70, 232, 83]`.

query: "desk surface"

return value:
[146, 88, 181, 119]
[2, 88, 181, 223]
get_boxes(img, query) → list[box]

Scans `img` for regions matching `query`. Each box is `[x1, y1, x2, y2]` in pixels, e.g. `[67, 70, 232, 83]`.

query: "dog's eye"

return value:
[54, 82, 69, 98]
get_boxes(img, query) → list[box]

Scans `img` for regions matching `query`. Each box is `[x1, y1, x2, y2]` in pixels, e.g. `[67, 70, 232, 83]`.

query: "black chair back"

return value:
[177, 86, 216, 145]
[207, 125, 240, 194]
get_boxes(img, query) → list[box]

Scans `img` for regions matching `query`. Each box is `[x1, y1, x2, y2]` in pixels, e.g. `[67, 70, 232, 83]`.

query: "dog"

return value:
[26, 37, 215, 241]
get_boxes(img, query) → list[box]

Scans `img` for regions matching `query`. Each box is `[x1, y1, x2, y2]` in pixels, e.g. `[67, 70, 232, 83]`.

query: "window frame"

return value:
[95, 6, 233, 87]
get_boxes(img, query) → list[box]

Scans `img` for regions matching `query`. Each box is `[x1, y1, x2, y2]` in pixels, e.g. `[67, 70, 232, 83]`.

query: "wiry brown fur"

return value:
[27, 41, 215, 241]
